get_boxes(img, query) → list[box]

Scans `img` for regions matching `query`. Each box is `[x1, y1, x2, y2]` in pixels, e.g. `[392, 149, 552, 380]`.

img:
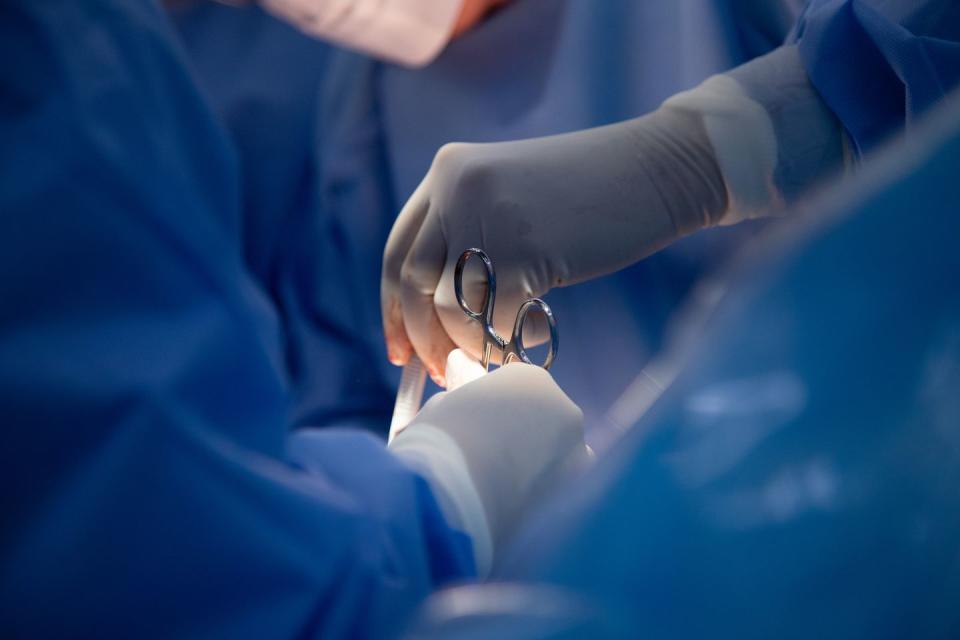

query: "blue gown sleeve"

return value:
[168, 4, 399, 437]
[0, 1, 473, 638]
[792, 0, 960, 155]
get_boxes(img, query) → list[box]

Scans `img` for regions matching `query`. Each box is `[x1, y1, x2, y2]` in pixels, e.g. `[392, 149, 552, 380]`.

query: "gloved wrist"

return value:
[620, 105, 730, 235]
[664, 44, 848, 225]
[725, 44, 849, 206]
[387, 349, 492, 576]
[387, 365, 586, 572]
[390, 424, 493, 576]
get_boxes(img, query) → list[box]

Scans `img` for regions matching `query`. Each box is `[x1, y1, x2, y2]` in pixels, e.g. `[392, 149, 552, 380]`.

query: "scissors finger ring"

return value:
[454, 248, 559, 371]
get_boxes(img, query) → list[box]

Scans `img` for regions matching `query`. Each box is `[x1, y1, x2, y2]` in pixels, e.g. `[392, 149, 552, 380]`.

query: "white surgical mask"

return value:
[260, 0, 465, 67]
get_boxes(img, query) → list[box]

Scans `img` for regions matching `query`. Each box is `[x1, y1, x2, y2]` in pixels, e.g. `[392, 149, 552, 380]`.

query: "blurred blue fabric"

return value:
[412, 88, 960, 640]
[793, 0, 960, 155]
[0, 1, 472, 637]
[170, 3, 403, 434]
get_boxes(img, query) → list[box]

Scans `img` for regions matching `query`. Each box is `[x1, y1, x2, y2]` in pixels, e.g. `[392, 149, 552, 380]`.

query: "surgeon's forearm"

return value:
[581, 45, 847, 263]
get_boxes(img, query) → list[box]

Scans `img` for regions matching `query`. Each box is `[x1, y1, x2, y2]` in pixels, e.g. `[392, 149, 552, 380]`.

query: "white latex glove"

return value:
[389, 363, 587, 575]
[381, 45, 846, 384]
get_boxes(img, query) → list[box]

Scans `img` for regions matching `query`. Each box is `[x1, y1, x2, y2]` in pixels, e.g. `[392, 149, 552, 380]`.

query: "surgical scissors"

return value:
[388, 248, 559, 442]
[454, 248, 559, 370]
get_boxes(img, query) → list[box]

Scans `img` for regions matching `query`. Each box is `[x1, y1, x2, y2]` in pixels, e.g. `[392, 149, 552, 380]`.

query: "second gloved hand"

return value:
[389, 363, 588, 575]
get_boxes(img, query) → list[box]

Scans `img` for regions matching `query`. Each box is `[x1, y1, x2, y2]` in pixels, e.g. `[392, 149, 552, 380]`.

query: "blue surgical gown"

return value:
[0, 1, 472, 638]
[793, 0, 960, 155]
[168, 3, 404, 436]
[413, 88, 960, 640]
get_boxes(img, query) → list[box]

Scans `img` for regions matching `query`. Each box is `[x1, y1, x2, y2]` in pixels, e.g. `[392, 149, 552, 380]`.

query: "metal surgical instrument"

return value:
[388, 248, 559, 442]
[454, 248, 558, 371]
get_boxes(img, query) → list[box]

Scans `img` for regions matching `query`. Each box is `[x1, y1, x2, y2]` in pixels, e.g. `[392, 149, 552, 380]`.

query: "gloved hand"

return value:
[389, 362, 588, 575]
[381, 108, 721, 383]
[381, 45, 845, 384]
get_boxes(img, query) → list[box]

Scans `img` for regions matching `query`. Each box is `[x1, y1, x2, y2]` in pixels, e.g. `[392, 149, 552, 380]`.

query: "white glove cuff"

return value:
[390, 423, 493, 576]
[664, 75, 780, 225]
[260, 0, 464, 67]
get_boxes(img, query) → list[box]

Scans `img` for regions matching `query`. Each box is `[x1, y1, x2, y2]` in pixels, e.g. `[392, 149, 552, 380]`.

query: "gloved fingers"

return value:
[418, 360, 578, 425]
[484, 363, 582, 429]
[400, 210, 457, 385]
[382, 180, 431, 365]
[482, 364, 587, 462]
[509, 363, 584, 454]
